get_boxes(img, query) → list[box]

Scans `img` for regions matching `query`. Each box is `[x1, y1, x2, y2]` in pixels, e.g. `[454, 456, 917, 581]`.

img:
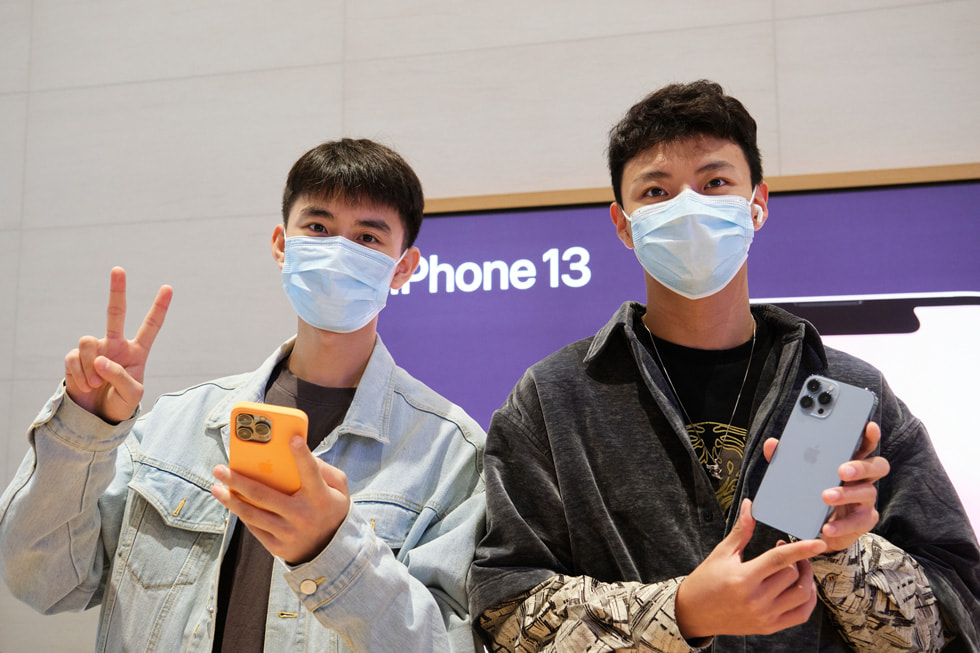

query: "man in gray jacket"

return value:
[469, 80, 979, 651]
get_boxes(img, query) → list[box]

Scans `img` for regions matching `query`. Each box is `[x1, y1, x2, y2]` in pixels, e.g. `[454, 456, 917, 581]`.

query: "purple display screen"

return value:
[379, 181, 980, 428]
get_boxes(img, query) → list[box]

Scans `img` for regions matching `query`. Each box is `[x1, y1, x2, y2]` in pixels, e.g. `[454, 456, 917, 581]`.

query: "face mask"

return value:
[281, 236, 403, 333]
[625, 188, 759, 300]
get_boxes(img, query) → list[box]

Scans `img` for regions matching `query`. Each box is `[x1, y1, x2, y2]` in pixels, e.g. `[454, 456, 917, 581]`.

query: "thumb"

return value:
[722, 498, 756, 558]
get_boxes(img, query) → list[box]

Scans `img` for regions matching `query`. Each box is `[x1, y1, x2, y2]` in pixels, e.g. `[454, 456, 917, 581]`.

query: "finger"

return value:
[211, 478, 284, 534]
[722, 498, 756, 557]
[212, 466, 287, 518]
[133, 284, 173, 352]
[773, 560, 818, 626]
[763, 437, 778, 463]
[852, 422, 881, 460]
[838, 455, 890, 485]
[289, 437, 323, 492]
[823, 506, 879, 539]
[93, 356, 143, 408]
[824, 481, 879, 508]
[316, 459, 348, 494]
[749, 538, 827, 578]
[106, 267, 127, 340]
[77, 336, 104, 389]
[65, 349, 95, 394]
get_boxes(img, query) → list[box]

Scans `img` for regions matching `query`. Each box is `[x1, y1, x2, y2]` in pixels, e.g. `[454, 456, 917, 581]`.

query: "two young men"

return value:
[469, 81, 980, 650]
[0, 139, 486, 652]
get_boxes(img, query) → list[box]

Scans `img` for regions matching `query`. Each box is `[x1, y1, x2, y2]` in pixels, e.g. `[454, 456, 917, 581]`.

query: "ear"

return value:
[610, 202, 635, 249]
[271, 223, 286, 269]
[751, 182, 770, 230]
[390, 246, 421, 290]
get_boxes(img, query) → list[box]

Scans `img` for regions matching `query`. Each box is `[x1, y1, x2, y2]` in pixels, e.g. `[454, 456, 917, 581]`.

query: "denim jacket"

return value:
[0, 337, 486, 652]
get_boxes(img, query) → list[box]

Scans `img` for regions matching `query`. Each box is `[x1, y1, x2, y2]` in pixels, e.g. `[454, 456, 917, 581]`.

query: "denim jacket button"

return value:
[299, 579, 318, 595]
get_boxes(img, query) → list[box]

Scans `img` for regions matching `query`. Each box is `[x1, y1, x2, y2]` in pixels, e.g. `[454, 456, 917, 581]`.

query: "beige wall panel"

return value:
[0, 229, 18, 380]
[22, 66, 345, 229]
[774, 0, 943, 19]
[4, 379, 45, 485]
[345, 23, 779, 199]
[0, 94, 27, 229]
[30, 0, 344, 90]
[0, 1, 31, 93]
[0, 546, 98, 653]
[14, 215, 296, 386]
[775, 1, 980, 174]
[346, 0, 773, 60]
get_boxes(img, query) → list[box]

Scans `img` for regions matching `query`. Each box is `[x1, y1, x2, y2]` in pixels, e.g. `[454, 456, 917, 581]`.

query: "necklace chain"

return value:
[645, 320, 757, 480]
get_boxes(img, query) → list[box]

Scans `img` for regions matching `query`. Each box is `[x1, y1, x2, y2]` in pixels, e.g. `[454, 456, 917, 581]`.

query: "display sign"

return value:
[378, 180, 980, 532]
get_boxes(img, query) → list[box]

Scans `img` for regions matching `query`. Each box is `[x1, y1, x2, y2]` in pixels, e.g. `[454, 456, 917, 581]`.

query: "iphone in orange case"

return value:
[229, 401, 307, 495]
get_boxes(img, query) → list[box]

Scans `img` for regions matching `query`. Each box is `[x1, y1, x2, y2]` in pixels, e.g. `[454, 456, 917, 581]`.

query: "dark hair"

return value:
[607, 80, 763, 207]
[282, 138, 424, 249]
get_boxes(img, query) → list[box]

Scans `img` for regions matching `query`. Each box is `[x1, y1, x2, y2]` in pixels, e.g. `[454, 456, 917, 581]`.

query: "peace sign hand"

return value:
[64, 267, 173, 424]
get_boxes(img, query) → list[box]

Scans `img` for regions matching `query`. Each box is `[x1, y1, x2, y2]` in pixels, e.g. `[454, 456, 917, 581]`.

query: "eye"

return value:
[704, 178, 728, 190]
[307, 222, 327, 234]
[359, 233, 379, 244]
[641, 187, 667, 199]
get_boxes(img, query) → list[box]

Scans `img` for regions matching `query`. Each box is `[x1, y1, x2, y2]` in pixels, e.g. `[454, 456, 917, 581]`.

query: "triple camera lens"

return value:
[235, 412, 272, 442]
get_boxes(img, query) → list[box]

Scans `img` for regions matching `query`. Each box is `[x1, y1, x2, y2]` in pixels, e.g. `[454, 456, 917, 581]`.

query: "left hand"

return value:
[763, 421, 890, 552]
[212, 436, 350, 564]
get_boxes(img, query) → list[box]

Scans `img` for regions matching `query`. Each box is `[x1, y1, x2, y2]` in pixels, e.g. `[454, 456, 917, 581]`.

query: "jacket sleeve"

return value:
[478, 574, 702, 652]
[469, 381, 704, 651]
[811, 533, 950, 651]
[283, 457, 486, 653]
[869, 374, 980, 649]
[0, 383, 137, 614]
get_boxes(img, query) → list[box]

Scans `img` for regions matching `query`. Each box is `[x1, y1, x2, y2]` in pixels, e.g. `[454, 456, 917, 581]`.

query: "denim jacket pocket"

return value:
[118, 464, 227, 590]
[353, 497, 420, 554]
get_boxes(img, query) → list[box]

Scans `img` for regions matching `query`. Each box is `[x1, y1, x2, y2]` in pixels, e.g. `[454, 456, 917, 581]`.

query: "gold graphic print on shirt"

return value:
[686, 421, 747, 512]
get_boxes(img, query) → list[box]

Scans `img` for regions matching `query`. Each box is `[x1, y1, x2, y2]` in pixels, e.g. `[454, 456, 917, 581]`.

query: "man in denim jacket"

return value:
[0, 139, 486, 652]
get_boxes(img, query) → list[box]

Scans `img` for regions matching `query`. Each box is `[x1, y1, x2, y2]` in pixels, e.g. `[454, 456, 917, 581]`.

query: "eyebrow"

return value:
[629, 159, 737, 186]
[298, 207, 392, 233]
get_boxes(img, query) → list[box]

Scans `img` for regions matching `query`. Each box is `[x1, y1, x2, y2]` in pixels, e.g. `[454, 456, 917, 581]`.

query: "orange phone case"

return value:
[229, 401, 307, 495]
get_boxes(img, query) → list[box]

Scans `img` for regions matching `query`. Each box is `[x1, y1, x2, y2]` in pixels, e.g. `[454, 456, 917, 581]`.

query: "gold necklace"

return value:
[645, 320, 757, 480]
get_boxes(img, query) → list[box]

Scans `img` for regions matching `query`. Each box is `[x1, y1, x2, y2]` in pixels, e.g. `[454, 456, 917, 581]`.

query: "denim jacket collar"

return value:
[203, 335, 397, 445]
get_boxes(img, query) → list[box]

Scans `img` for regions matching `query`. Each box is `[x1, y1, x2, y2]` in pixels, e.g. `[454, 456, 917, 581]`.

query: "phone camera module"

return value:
[251, 418, 272, 442]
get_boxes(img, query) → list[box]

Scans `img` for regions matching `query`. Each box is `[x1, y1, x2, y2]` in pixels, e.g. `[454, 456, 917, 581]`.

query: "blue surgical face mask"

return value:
[281, 236, 403, 333]
[625, 187, 759, 300]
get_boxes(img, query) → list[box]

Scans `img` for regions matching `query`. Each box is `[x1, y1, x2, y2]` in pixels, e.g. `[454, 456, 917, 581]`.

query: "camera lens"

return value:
[236, 413, 253, 425]
[800, 395, 814, 409]
[807, 378, 821, 392]
[236, 426, 253, 441]
[254, 420, 272, 438]
[818, 391, 833, 405]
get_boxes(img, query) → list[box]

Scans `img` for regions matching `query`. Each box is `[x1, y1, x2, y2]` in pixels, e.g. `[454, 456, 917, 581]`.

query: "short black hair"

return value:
[608, 80, 763, 207]
[282, 138, 424, 249]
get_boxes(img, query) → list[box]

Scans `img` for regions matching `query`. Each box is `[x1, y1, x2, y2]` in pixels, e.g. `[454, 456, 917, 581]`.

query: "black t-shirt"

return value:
[212, 361, 356, 652]
[638, 314, 771, 511]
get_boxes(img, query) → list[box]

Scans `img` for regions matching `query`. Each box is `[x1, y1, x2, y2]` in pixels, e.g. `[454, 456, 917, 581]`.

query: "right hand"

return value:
[64, 267, 173, 424]
[674, 498, 827, 639]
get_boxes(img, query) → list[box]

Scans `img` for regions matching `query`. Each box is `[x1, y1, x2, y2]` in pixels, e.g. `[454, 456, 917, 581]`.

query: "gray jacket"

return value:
[470, 302, 979, 651]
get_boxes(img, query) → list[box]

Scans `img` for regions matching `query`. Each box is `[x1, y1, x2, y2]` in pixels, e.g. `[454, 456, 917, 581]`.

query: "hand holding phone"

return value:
[229, 401, 307, 495]
[752, 375, 878, 540]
